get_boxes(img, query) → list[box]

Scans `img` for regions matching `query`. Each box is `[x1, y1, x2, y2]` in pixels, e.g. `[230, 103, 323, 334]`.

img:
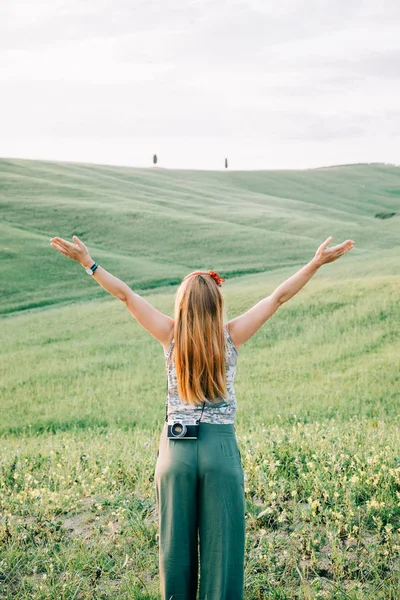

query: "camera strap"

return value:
[196, 401, 205, 424]
[165, 377, 168, 423]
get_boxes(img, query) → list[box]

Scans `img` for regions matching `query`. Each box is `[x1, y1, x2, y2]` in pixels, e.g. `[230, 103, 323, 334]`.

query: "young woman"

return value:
[50, 234, 354, 599]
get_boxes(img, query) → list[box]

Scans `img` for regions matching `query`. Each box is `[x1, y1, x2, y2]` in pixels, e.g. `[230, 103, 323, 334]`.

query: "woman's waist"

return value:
[163, 420, 236, 431]
[167, 394, 236, 406]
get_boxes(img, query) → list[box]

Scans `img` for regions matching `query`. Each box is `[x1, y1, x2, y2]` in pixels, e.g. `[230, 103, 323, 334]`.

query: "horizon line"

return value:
[1, 155, 399, 173]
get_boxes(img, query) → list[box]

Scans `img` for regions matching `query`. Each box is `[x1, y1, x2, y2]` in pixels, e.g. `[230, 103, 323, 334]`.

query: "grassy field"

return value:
[0, 158, 399, 599]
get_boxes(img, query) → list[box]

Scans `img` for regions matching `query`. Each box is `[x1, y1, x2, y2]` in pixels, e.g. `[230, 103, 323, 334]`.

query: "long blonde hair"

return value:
[168, 271, 228, 405]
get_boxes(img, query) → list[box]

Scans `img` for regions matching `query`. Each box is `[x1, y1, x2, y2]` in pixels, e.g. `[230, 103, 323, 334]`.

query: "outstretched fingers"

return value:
[332, 240, 354, 258]
[51, 242, 68, 256]
[51, 237, 76, 250]
[50, 237, 80, 261]
[320, 236, 333, 250]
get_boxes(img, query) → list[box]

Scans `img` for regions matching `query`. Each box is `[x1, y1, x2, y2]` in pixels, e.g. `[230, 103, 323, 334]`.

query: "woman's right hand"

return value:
[313, 236, 354, 267]
[50, 235, 93, 267]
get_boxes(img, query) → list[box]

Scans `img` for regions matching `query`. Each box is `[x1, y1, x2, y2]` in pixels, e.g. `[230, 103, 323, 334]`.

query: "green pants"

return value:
[155, 421, 245, 600]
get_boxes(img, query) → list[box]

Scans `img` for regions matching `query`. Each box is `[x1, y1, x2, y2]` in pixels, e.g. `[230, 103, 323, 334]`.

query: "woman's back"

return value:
[165, 324, 239, 425]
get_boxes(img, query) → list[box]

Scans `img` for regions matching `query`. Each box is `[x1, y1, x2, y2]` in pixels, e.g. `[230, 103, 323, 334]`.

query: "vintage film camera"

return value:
[166, 401, 206, 439]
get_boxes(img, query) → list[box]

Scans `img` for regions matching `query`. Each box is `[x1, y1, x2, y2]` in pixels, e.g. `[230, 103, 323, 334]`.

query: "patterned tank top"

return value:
[164, 325, 238, 425]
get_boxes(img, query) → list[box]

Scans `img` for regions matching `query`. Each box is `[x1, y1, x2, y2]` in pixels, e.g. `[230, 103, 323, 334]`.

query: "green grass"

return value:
[1, 158, 399, 314]
[0, 158, 399, 599]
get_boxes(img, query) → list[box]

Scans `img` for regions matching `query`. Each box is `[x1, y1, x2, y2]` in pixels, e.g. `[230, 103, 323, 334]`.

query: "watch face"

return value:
[85, 268, 93, 274]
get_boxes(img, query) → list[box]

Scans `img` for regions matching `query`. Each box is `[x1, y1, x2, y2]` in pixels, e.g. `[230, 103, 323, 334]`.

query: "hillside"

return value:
[0, 158, 399, 315]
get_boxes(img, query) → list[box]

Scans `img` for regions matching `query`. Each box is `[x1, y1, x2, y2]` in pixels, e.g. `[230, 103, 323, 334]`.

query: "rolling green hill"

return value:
[0, 158, 398, 315]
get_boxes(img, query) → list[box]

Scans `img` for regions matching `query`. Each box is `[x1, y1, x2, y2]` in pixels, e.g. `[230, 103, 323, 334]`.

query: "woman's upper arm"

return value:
[226, 292, 281, 349]
[122, 287, 174, 346]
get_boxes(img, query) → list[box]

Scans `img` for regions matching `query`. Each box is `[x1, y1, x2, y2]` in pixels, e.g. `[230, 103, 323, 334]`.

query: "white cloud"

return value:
[0, 0, 399, 169]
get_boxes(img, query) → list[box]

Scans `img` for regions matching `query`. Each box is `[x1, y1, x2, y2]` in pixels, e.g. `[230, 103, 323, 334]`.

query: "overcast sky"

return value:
[1, 0, 400, 170]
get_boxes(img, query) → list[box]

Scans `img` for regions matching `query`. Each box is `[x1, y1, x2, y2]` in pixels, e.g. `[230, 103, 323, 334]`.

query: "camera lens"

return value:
[171, 422, 187, 438]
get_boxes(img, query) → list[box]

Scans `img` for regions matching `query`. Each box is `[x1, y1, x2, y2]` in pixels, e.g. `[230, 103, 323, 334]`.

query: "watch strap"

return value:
[85, 262, 98, 274]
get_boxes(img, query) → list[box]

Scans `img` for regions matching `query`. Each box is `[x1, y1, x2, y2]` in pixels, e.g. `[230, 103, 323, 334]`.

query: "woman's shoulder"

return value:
[224, 323, 239, 356]
[163, 325, 175, 356]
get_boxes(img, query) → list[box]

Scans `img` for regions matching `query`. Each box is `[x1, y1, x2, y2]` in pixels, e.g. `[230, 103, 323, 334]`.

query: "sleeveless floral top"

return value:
[164, 325, 238, 425]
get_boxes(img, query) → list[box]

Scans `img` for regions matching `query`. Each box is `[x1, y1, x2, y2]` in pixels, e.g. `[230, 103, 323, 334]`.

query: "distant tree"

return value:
[153, 154, 158, 165]
[225, 158, 228, 169]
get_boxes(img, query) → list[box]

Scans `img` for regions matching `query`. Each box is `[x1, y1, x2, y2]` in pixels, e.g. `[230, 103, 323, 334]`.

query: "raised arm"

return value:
[227, 236, 354, 351]
[50, 235, 173, 346]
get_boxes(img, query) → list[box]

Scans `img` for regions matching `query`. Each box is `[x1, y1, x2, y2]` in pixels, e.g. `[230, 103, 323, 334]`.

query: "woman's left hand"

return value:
[50, 235, 92, 266]
[313, 236, 354, 267]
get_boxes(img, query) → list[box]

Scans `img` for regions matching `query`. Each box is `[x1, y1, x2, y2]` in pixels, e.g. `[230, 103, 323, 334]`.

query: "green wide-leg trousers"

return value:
[155, 421, 246, 600]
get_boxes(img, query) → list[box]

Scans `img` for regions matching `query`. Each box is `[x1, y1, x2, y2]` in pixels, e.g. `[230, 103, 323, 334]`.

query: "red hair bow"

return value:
[207, 270, 225, 287]
[183, 270, 225, 287]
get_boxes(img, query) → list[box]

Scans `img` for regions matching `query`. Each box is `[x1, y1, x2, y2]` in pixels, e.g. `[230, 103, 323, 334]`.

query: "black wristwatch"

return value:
[84, 262, 99, 275]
